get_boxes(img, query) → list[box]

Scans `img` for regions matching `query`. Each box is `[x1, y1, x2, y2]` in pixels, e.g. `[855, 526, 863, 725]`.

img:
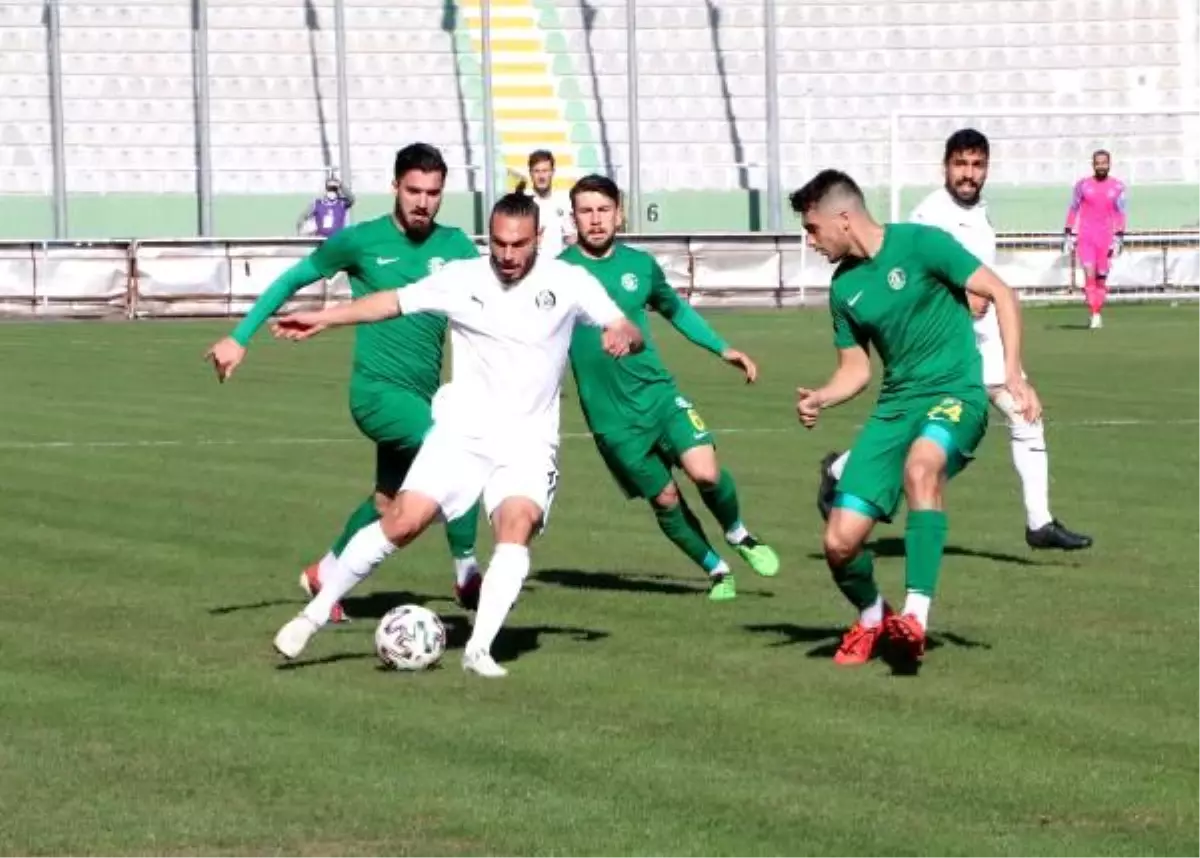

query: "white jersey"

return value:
[909, 186, 996, 265]
[527, 189, 576, 258]
[396, 255, 624, 446]
[909, 187, 1009, 385]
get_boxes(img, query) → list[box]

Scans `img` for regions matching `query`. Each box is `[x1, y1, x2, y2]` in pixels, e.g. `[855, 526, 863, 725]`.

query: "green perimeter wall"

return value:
[1, 185, 1196, 240]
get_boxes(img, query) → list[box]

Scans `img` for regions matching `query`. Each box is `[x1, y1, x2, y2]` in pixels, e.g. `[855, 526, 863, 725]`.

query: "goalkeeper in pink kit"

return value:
[1064, 149, 1127, 329]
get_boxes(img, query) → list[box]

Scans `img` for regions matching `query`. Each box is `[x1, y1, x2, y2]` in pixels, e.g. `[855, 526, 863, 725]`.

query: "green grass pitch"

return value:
[0, 305, 1196, 856]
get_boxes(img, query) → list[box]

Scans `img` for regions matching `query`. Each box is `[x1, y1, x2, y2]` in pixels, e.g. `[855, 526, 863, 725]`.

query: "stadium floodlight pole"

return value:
[1184, 0, 1199, 182]
[193, 0, 214, 236]
[45, 0, 67, 238]
[763, 0, 781, 232]
[625, 0, 641, 233]
[481, 0, 498, 219]
[333, 0, 352, 198]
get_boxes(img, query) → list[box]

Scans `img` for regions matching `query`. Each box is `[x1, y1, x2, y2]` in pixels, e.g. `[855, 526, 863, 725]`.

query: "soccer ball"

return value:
[374, 604, 447, 671]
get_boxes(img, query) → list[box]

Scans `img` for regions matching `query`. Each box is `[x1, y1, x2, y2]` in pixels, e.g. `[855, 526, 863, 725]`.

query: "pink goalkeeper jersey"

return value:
[1065, 176, 1128, 239]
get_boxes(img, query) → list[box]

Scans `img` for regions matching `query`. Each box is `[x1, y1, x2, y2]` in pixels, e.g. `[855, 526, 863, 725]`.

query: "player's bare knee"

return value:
[680, 447, 720, 488]
[651, 482, 681, 509]
[381, 493, 437, 546]
[903, 459, 943, 507]
[492, 499, 542, 545]
[822, 525, 860, 568]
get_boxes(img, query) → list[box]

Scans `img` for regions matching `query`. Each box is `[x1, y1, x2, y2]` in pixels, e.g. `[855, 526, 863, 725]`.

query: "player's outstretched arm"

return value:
[571, 267, 645, 356]
[601, 318, 645, 357]
[796, 346, 871, 429]
[272, 290, 402, 341]
[205, 256, 325, 382]
[963, 267, 1041, 423]
[646, 262, 756, 381]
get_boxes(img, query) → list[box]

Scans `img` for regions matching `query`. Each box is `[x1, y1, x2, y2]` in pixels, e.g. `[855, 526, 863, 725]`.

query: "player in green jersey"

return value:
[560, 175, 780, 601]
[791, 169, 1042, 670]
[205, 144, 483, 620]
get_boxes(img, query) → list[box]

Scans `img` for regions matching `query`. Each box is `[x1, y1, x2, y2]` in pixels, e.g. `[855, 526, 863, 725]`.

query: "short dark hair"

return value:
[528, 149, 555, 170]
[1093, 148, 1111, 160]
[943, 128, 990, 163]
[393, 143, 448, 180]
[570, 174, 621, 206]
[491, 192, 540, 231]
[789, 169, 864, 214]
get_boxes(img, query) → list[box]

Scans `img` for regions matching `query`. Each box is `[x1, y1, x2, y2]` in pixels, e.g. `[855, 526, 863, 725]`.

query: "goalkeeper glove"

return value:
[1062, 229, 1076, 255]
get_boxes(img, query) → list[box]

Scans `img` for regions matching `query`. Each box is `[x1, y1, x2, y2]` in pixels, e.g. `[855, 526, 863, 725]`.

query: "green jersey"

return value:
[562, 243, 690, 435]
[311, 216, 479, 399]
[830, 223, 984, 409]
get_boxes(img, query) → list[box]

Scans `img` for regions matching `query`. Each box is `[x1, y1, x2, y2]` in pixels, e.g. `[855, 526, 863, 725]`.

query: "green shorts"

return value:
[349, 381, 434, 496]
[837, 392, 989, 522]
[593, 394, 715, 500]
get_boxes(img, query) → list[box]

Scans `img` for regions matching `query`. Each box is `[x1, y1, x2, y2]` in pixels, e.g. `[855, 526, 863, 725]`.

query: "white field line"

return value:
[0, 419, 1194, 451]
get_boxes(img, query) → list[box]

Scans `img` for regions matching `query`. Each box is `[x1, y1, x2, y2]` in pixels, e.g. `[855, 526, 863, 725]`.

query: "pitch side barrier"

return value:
[0, 231, 1195, 318]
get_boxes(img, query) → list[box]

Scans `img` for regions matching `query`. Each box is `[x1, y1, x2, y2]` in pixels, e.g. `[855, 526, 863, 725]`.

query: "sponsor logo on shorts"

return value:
[887, 267, 906, 291]
[535, 289, 557, 310]
[621, 273, 639, 292]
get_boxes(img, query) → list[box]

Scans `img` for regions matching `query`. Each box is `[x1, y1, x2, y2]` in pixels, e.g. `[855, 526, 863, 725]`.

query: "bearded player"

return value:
[559, 175, 780, 601]
[818, 130, 1091, 552]
[1064, 149, 1127, 330]
[205, 144, 483, 622]
[270, 193, 644, 677]
[793, 169, 1042, 669]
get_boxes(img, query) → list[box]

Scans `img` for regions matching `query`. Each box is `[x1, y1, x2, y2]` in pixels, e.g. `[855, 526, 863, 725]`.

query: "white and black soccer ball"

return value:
[374, 604, 447, 671]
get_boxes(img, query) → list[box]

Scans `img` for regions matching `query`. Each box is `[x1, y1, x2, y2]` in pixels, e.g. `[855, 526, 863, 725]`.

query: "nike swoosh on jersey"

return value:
[848, 291, 864, 306]
[376, 256, 399, 265]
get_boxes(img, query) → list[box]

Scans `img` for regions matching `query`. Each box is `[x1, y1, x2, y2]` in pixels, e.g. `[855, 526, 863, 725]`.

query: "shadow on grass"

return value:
[805, 536, 1056, 568]
[534, 568, 773, 598]
[743, 622, 992, 677]
[210, 590, 452, 619]
[275, 611, 609, 671]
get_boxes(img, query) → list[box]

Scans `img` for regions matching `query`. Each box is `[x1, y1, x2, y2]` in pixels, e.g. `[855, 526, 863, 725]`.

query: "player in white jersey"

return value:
[817, 129, 1092, 552]
[518, 149, 576, 258]
[270, 193, 642, 677]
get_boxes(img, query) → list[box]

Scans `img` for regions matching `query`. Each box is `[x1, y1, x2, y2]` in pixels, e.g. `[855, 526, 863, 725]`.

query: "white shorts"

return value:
[401, 427, 560, 527]
[973, 306, 1006, 387]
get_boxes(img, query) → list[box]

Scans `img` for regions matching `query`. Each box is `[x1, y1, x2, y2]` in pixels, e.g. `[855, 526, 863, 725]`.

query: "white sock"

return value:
[302, 522, 395, 626]
[454, 555, 480, 587]
[724, 522, 749, 544]
[316, 551, 339, 585]
[708, 559, 731, 578]
[465, 543, 530, 655]
[830, 450, 850, 480]
[860, 595, 884, 628]
[996, 390, 1053, 530]
[903, 592, 931, 629]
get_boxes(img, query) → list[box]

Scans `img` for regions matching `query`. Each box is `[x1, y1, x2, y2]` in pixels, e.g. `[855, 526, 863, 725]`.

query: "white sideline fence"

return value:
[0, 232, 1196, 319]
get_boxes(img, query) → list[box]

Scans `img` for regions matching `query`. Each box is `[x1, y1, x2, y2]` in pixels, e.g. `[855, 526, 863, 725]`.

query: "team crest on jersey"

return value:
[621, 273, 639, 292]
[535, 289, 557, 310]
[887, 267, 907, 291]
[428, 257, 446, 273]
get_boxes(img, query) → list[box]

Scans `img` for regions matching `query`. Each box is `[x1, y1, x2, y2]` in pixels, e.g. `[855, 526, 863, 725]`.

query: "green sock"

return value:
[654, 499, 723, 574]
[698, 468, 742, 535]
[904, 509, 948, 596]
[444, 501, 480, 559]
[831, 550, 879, 610]
[330, 496, 381, 556]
